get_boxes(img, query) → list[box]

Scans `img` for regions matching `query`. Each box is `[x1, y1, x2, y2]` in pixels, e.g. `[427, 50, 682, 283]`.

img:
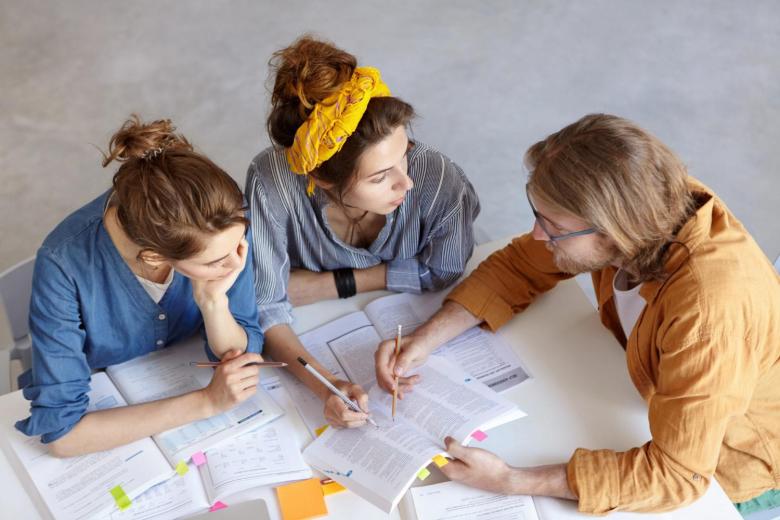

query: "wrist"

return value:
[195, 293, 229, 313]
[197, 388, 217, 418]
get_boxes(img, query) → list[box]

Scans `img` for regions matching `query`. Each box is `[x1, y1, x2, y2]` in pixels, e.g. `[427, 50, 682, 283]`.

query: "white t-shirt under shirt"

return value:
[613, 269, 646, 339]
[135, 268, 174, 304]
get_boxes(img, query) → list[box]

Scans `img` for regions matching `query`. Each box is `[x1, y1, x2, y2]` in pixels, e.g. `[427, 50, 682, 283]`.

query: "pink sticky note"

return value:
[209, 501, 228, 512]
[471, 430, 488, 441]
[191, 451, 207, 467]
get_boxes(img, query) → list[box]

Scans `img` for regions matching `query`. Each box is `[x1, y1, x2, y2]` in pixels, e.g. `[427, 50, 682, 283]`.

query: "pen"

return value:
[392, 324, 402, 421]
[296, 357, 379, 428]
[189, 361, 287, 368]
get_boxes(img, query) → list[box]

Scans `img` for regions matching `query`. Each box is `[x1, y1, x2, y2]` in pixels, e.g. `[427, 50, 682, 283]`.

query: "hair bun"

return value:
[102, 114, 192, 167]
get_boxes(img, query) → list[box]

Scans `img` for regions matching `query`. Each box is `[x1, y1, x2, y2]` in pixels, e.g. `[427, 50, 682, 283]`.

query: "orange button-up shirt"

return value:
[446, 179, 780, 514]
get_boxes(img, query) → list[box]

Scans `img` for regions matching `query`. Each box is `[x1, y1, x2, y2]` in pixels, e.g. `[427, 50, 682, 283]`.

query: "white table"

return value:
[0, 239, 739, 519]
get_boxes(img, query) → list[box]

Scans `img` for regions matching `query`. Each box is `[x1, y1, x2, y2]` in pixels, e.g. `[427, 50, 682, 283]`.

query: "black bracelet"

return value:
[333, 268, 357, 299]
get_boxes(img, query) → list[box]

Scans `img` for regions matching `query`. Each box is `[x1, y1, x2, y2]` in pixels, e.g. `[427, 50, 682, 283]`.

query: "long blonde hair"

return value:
[526, 114, 695, 281]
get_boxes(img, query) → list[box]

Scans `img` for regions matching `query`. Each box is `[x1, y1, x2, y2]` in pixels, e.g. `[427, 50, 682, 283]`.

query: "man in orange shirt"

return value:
[375, 114, 780, 515]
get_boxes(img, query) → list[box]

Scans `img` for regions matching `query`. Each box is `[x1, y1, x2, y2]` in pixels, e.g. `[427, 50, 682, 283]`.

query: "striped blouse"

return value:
[245, 140, 480, 331]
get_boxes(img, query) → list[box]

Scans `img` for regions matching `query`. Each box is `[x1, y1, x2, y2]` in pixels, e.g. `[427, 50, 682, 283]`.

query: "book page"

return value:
[199, 414, 311, 503]
[8, 372, 173, 520]
[105, 336, 283, 466]
[410, 481, 540, 520]
[363, 292, 531, 392]
[281, 311, 375, 435]
[109, 464, 209, 520]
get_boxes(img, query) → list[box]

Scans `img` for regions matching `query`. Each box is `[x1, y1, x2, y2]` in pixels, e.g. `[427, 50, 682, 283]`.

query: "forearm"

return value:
[505, 463, 576, 500]
[288, 264, 387, 307]
[415, 300, 481, 351]
[262, 324, 340, 402]
[49, 389, 212, 457]
[199, 296, 248, 357]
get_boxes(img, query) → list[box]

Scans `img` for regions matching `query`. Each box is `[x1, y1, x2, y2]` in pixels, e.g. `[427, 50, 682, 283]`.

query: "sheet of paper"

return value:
[199, 414, 311, 503]
[8, 373, 173, 520]
[410, 480, 540, 520]
[364, 292, 531, 392]
[106, 336, 283, 465]
[109, 464, 209, 520]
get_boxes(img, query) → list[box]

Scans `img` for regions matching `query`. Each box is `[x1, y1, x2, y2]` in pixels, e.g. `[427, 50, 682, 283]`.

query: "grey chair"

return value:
[0, 257, 35, 394]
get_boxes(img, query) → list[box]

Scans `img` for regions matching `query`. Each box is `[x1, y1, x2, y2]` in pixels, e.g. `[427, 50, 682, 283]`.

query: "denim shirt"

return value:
[15, 193, 264, 443]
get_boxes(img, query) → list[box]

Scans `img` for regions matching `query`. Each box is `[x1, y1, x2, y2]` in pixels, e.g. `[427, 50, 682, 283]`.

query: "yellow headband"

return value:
[285, 66, 391, 195]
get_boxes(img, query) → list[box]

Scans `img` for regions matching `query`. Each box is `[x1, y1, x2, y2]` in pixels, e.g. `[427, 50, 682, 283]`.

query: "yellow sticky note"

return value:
[417, 468, 431, 480]
[321, 480, 346, 496]
[175, 461, 189, 476]
[432, 454, 449, 467]
[314, 424, 329, 437]
[276, 478, 328, 520]
[110, 485, 132, 511]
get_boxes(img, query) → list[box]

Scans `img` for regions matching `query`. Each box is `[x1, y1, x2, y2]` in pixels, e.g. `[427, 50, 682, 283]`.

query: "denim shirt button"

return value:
[156, 339, 164, 346]
[158, 313, 166, 320]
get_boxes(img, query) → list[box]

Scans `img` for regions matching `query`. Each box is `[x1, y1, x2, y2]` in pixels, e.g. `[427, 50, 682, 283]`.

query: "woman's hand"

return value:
[192, 237, 248, 308]
[323, 380, 371, 428]
[201, 349, 262, 415]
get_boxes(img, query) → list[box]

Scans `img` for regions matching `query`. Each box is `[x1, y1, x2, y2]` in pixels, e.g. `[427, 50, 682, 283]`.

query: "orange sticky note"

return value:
[321, 480, 346, 496]
[276, 478, 328, 520]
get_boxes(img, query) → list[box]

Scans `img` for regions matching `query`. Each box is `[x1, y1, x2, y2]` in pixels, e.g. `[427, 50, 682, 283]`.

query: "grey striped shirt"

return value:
[245, 141, 480, 331]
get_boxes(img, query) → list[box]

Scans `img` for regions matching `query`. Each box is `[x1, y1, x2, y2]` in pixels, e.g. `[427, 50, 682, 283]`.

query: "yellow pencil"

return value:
[392, 324, 402, 421]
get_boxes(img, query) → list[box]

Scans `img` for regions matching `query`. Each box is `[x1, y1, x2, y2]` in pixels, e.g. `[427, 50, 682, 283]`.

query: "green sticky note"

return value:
[110, 485, 132, 511]
[176, 460, 189, 476]
[417, 468, 431, 481]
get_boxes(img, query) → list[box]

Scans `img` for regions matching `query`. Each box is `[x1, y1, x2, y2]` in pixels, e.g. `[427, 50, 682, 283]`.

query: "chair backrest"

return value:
[0, 257, 35, 342]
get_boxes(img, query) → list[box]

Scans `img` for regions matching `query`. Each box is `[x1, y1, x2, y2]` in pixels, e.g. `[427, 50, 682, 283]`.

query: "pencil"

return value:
[392, 324, 402, 421]
[189, 361, 287, 368]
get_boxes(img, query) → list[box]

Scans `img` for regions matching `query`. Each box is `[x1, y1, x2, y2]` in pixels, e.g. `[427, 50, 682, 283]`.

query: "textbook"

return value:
[280, 290, 531, 436]
[7, 337, 287, 520]
[303, 355, 527, 513]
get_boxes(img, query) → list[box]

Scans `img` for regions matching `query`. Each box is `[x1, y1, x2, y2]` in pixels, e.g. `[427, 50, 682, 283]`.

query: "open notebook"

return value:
[407, 479, 742, 520]
[7, 337, 290, 520]
[280, 290, 531, 436]
[303, 355, 527, 513]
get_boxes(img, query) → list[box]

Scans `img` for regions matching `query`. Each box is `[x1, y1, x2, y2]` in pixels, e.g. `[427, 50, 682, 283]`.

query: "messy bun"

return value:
[102, 115, 248, 260]
[265, 35, 415, 204]
[102, 114, 192, 167]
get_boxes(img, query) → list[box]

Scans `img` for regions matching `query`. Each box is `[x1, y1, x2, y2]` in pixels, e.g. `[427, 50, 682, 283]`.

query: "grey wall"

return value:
[1, 0, 778, 272]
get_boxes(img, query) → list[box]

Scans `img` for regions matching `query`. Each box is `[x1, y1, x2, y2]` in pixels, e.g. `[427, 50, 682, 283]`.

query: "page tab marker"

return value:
[432, 454, 449, 467]
[416, 468, 431, 480]
[175, 460, 189, 476]
[321, 480, 346, 495]
[191, 451, 207, 467]
[315, 424, 329, 437]
[471, 430, 488, 441]
[110, 485, 132, 511]
[209, 501, 228, 512]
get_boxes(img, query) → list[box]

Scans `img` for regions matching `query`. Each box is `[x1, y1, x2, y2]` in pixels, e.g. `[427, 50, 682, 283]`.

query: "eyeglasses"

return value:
[525, 184, 597, 242]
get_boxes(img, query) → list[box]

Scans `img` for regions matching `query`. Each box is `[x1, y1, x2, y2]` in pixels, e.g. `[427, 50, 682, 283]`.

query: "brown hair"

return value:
[267, 35, 415, 203]
[526, 113, 695, 282]
[102, 115, 248, 260]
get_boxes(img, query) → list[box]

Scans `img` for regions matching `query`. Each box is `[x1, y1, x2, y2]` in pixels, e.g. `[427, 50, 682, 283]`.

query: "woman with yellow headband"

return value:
[245, 36, 480, 429]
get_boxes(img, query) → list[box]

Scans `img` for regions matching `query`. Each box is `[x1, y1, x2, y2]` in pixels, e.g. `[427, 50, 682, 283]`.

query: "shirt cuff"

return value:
[257, 302, 295, 333]
[15, 373, 90, 444]
[387, 258, 422, 294]
[567, 447, 621, 514]
[445, 277, 516, 331]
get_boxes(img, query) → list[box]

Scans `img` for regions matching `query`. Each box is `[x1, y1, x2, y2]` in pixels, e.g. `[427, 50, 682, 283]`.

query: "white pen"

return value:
[297, 357, 379, 428]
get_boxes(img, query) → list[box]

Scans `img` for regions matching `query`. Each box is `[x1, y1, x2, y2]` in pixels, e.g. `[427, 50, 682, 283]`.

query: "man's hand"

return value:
[439, 436, 515, 494]
[375, 335, 428, 397]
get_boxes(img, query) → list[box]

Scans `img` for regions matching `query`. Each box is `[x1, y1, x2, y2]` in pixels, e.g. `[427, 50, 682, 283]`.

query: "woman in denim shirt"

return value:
[15, 116, 264, 457]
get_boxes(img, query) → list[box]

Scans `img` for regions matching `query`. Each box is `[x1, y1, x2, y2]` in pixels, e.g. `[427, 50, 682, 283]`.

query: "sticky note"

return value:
[471, 430, 488, 441]
[175, 460, 189, 476]
[432, 454, 449, 467]
[417, 468, 431, 480]
[321, 480, 346, 495]
[276, 478, 328, 520]
[315, 424, 329, 437]
[110, 485, 132, 511]
[209, 501, 228, 512]
[191, 451, 207, 467]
